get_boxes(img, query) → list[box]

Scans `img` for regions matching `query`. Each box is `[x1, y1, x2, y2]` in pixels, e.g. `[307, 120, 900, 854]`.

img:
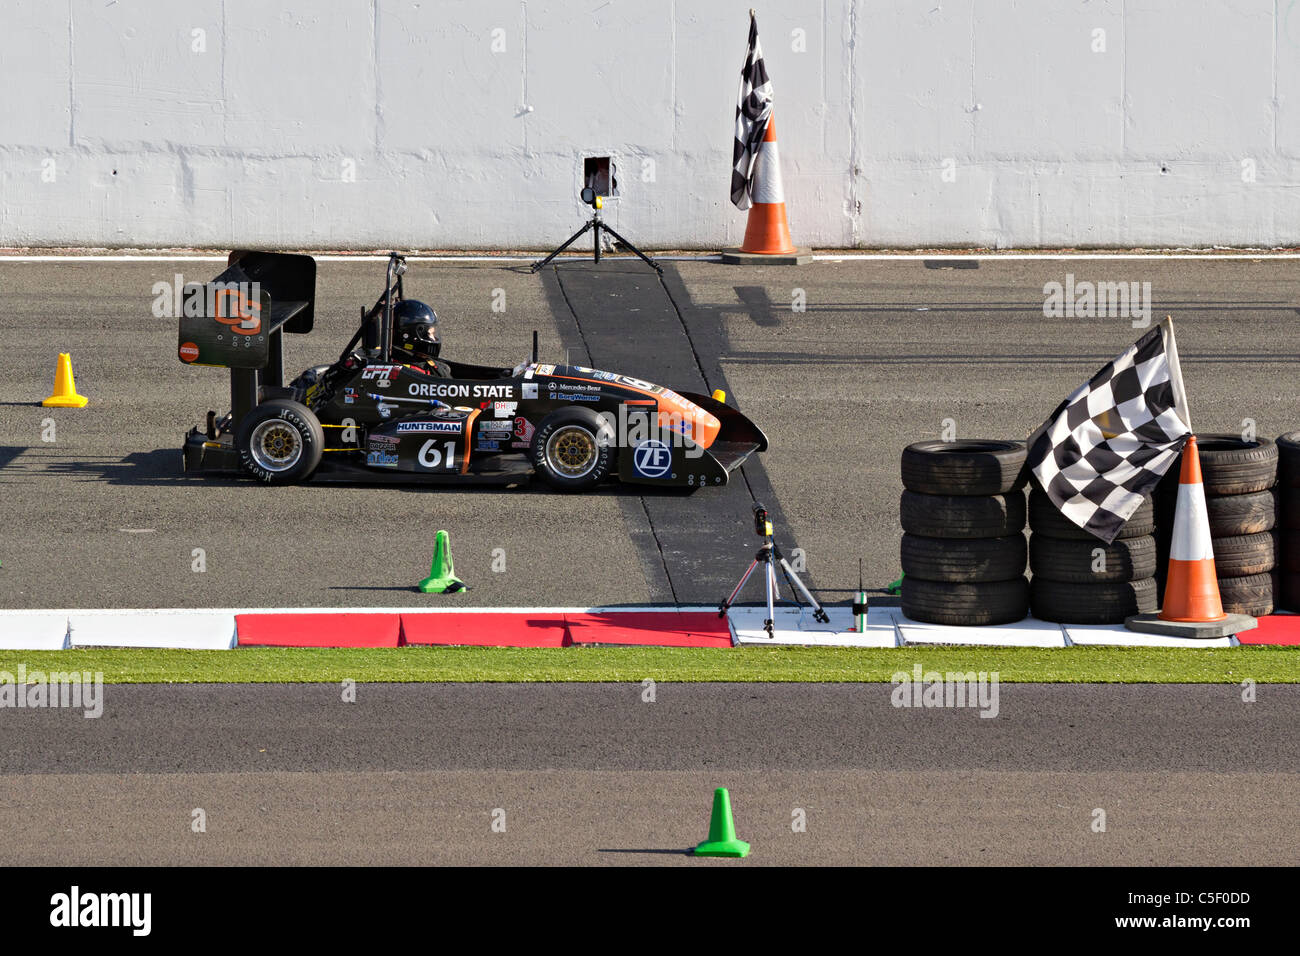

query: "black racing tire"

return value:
[1030, 577, 1158, 624]
[1277, 431, 1300, 488]
[1206, 489, 1278, 536]
[530, 407, 616, 492]
[1281, 486, 1300, 531]
[1279, 570, 1300, 611]
[1029, 534, 1157, 584]
[900, 440, 1028, 496]
[1216, 572, 1276, 618]
[1211, 531, 1277, 578]
[900, 533, 1027, 584]
[900, 577, 1029, 626]
[1193, 434, 1277, 496]
[1028, 487, 1154, 540]
[235, 399, 324, 484]
[899, 491, 1026, 539]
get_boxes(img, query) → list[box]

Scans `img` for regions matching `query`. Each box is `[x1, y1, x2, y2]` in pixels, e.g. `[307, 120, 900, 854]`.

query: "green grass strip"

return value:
[0, 644, 1295, 684]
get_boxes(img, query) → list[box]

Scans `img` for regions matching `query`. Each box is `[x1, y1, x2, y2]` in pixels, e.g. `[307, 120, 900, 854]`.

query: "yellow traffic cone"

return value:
[42, 353, 88, 408]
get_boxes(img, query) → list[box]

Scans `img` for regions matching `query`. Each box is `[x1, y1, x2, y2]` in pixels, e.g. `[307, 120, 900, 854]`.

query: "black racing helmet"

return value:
[392, 299, 440, 361]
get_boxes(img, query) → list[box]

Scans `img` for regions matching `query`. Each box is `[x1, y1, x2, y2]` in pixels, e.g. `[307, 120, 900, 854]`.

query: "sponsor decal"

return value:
[408, 382, 514, 400]
[536, 364, 556, 376]
[556, 393, 601, 402]
[396, 420, 462, 434]
[494, 401, 518, 418]
[477, 439, 501, 451]
[617, 374, 658, 392]
[368, 433, 398, 446]
[366, 450, 399, 467]
[513, 417, 536, 442]
[557, 382, 599, 392]
[574, 366, 620, 382]
[343, 387, 357, 405]
[522, 383, 538, 399]
[632, 439, 673, 479]
[178, 341, 200, 363]
[660, 388, 701, 412]
[362, 365, 403, 381]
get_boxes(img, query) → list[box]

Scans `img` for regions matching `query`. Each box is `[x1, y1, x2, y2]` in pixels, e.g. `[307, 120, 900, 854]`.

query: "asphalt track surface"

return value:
[2, 683, 1297, 865]
[2, 255, 1299, 865]
[3, 255, 1299, 608]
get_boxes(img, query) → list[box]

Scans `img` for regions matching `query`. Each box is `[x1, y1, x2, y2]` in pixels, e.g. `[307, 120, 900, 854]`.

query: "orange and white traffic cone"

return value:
[724, 114, 810, 265]
[1159, 435, 1227, 623]
[740, 115, 796, 255]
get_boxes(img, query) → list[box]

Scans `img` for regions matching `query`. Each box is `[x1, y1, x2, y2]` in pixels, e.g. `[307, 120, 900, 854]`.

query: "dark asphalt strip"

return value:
[2, 683, 1296, 776]
[541, 260, 809, 606]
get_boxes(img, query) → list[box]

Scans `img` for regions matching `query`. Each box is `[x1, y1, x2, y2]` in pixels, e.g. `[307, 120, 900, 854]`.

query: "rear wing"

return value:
[177, 251, 315, 370]
[177, 251, 317, 429]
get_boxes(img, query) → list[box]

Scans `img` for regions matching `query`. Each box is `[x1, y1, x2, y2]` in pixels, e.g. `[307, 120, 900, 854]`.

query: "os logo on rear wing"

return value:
[175, 280, 270, 369]
[208, 284, 263, 336]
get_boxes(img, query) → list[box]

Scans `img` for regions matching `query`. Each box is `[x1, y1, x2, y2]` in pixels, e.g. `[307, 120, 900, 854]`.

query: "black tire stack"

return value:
[1278, 432, 1300, 612]
[899, 440, 1029, 625]
[1171, 436, 1279, 617]
[1027, 486, 1159, 623]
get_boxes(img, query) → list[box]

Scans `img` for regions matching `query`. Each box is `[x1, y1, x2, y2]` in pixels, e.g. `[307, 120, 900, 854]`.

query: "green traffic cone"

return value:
[418, 530, 466, 594]
[693, 787, 750, 858]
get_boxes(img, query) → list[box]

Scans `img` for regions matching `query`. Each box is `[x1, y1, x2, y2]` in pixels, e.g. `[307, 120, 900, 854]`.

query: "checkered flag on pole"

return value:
[731, 10, 772, 210]
[1026, 317, 1192, 543]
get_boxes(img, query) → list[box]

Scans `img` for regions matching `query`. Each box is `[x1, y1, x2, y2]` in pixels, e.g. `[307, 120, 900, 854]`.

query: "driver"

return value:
[392, 300, 451, 377]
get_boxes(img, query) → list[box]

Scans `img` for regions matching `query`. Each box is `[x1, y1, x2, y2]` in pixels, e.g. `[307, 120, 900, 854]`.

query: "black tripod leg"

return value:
[600, 223, 664, 275]
[530, 221, 596, 273]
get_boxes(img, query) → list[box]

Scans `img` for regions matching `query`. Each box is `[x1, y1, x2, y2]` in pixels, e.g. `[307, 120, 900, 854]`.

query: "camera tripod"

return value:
[719, 504, 829, 638]
[530, 190, 663, 274]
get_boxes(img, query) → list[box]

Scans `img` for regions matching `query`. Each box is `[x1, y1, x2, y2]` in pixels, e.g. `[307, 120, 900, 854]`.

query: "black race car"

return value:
[179, 252, 766, 491]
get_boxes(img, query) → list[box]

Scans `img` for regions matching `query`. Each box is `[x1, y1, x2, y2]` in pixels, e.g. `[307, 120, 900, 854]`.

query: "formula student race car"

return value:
[178, 252, 766, 491]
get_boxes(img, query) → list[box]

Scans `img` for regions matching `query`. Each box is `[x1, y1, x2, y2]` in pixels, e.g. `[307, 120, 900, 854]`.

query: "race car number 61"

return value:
[419, 439, 457, 470]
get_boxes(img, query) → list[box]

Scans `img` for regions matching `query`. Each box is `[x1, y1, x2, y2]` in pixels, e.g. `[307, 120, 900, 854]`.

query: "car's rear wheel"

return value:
[531, 408, 615, 492]
[236, 399, 324, 484]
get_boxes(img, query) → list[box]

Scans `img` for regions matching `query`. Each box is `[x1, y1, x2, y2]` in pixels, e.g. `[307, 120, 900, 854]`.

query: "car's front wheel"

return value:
[531, 407, 615, 492]
[236, 399, 324, 484]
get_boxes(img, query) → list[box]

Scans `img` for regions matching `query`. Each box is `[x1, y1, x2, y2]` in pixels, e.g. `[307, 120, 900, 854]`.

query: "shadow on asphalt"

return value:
[36, 447, 703, 497]
[596, 848, 694, 856]
[41, 449, 208, 485]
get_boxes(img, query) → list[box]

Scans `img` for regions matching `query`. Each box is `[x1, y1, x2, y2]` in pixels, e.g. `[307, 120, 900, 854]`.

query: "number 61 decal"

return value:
[418, 439, 458, 470]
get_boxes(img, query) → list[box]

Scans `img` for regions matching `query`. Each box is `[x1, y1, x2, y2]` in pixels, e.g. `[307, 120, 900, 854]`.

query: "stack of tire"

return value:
[899, 440, 1029, 626]
[1279, 432, 1300, 612]
[1027, 484, 1158, 624]
[1153, 435, 1279, 617]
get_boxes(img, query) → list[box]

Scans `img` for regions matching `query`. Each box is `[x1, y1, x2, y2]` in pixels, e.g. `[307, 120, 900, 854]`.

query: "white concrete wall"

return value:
[2, 0, 1298, 249]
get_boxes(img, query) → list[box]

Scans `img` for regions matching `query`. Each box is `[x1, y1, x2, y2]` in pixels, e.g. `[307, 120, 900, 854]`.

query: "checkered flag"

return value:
[731, 11, 772, 210]
[1027, 317, 1192, 543]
